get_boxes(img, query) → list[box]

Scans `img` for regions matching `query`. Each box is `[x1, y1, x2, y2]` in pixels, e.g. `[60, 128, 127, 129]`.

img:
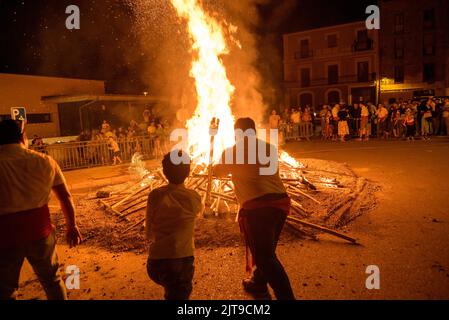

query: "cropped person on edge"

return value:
[145, 150, 202, 300]
[213, 117, 295, 300]
[0, 120, 82, 300]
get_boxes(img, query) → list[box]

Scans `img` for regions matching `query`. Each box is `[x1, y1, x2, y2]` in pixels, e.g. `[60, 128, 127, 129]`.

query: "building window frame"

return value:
[325, 32, 339, 48]
[299, 67, 311, 87]
[325, 88, 342, 105]
[394, 65, 405, 84]
[394, 37, 405, 59]
[423, 63, 435, 83]
[394, 12, 405, 34]
[327, 64, 339, 85]
[423, 8, 436, 30]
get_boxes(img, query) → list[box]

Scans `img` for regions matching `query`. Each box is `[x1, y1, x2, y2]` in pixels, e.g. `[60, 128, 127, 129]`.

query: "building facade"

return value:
[0, 73, 105, 137]
[378, 0, 449, 102]
[283, 21, 379, 109]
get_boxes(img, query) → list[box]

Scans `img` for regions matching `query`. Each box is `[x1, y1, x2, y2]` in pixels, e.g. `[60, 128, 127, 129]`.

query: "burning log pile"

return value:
[94, 152, 377, 247]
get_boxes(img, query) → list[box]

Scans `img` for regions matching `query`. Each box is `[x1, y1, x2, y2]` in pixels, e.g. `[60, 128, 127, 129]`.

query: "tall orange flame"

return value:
[170, 0, 235, 164]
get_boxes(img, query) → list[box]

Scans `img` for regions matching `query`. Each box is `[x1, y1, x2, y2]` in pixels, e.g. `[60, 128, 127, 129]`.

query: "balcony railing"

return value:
[287, 73, 377, 88]
[353, 39, 374, 51]
[294, 50, 313, 59]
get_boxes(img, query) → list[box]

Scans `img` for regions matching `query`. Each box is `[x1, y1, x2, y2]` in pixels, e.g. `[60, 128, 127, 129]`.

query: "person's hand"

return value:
[66, 225, 82, 248]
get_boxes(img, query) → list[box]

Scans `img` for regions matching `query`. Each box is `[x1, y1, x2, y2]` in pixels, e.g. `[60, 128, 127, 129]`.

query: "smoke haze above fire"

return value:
[129, 0, 298, 126]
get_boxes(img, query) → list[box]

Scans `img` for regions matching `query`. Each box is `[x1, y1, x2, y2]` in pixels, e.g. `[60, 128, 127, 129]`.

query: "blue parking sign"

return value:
[11, 107, 27, 121]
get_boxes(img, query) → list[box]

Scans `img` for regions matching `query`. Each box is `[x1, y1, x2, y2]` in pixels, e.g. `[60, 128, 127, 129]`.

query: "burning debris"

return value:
[93, 152, 377, 248]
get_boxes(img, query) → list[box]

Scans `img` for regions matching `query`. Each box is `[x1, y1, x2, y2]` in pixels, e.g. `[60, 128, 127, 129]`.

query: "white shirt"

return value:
[0, 144, 66, 215]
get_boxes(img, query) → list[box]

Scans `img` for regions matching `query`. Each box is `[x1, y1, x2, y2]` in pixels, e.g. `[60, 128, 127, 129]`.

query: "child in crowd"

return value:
[145, 150, 202, 300]
[107, 136, 122, 165]
[403, 109, 416, 141]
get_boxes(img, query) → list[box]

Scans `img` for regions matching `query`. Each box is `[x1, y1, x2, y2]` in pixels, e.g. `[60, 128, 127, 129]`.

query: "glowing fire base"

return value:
[98, 155, 357, 244]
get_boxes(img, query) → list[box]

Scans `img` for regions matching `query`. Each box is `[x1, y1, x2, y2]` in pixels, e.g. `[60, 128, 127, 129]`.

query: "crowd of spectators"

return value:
[271, 97, 449, 143]
[76, 108, 169, 163]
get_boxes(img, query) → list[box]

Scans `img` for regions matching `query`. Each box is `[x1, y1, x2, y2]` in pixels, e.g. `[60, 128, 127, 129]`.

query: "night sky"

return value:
[0, 0, 374, 93]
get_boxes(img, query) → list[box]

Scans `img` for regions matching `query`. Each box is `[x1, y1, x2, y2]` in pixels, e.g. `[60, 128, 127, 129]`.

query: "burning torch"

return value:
[203, 117, 220, 216]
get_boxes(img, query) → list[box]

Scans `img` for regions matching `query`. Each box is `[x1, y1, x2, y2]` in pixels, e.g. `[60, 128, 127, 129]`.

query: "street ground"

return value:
[17, 138, 449, 300]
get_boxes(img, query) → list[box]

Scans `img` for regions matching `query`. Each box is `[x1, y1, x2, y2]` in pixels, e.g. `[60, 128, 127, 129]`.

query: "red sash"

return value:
[0, 205, 53, 249]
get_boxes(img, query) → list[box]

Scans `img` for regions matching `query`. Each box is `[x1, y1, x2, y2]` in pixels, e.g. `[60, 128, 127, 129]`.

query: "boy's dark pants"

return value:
[239, 208, 295, 300]
[0, 229, 66, 300]
[147, 256, 194, 300]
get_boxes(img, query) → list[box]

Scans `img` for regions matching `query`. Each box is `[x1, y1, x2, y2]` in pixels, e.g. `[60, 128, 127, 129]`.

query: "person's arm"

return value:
[52, 183, 82, 248]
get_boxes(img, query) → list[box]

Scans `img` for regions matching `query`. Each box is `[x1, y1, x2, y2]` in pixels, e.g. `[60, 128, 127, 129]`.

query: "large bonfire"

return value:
[171, 0, 235, 164]
[91, 0, 377, 248]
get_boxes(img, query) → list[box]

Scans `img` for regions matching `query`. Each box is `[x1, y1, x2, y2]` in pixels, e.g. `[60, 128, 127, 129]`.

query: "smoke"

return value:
[130, 0, 297, 126]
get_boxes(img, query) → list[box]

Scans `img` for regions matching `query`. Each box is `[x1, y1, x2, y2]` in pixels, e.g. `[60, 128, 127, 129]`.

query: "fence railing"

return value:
[30, 136, 155, 170]
[282, 122, 314, 141]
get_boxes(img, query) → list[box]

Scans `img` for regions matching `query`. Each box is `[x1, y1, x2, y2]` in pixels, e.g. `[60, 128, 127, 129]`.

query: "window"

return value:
[423, 34, 435, 56]
[299, 93, 313, 107]
[327, 34, 338, 48]
[327, 91, 340, 104]
[357, 61, 369, 82]
[300, 68, 311, 87]
[354, 30, 372, 51]
[299, 39, 311, 58]
[423, 9, 435, 29]
[394, 13, 404, 33]
[394, 38, 404, 59]
[394, 66, 404, 83]
[27, 113, 52, 124]
[423, 63, 435, 83]
[328, 65, 339, 84]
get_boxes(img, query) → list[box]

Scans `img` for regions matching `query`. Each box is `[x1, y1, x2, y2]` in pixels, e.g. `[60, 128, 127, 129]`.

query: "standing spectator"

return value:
[351, 103, 361, 137]
[107, 136, 122, 165]
[101, 120, 111, 135]
[376, 104, 389, 139]
[359, 103, 370, 141]
[290, 108, 301, 141]
[390, 105, 401, 138]
[319, 105, 331, 139]
[331, 104, 340, 141]
[442, 99, 449, 136]
[0, 120, 82, 300]
[421, 101, 433, 140]
[269, 110, 281, 130]
[368, 103, 378, 137]
[337, 107, 349, 142]
[403, 108, 416, 141]
[143, 107, 152, 125]
[153, 123, 166, 159]
[302, 106, 313, 141]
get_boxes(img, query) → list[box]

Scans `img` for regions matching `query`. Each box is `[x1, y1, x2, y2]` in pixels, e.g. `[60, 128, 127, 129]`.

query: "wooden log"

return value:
[286, 216, 357, 244]
[288, 185, 321, 204]
[122, 217, 145, 233]
[111, 185, 150, 209]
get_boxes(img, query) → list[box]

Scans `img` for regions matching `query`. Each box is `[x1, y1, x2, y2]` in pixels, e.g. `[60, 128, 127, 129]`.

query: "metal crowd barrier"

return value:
[283, 122, 314, 141]
[30, 136, 155, 170]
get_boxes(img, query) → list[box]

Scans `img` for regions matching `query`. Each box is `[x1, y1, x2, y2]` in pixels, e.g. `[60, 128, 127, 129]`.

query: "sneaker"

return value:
[242, 279, 271, 300]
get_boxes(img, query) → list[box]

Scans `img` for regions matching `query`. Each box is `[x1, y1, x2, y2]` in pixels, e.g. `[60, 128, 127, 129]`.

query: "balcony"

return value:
[294, 50, 313, 59]
[284, 73, 377, 88]
[353, 38, 374, 51]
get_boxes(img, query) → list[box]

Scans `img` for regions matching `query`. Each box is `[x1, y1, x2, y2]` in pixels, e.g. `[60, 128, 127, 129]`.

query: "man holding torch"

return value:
[213, 117, 295, 300]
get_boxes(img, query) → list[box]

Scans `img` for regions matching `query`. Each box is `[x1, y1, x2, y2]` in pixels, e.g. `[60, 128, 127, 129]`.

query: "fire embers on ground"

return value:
[52, 156, 378, 253]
